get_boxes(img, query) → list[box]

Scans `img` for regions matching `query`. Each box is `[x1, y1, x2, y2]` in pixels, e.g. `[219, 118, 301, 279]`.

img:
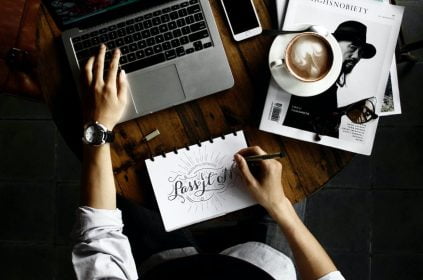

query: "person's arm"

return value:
[80, 44, 127, 209]
[234, 146, 341, 280]
[81, 143, 116, 209]
[72, 45, 137, 280]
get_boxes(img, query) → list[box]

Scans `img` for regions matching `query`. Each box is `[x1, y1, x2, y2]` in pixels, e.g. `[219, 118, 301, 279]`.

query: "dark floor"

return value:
[1, 1, 422, 279]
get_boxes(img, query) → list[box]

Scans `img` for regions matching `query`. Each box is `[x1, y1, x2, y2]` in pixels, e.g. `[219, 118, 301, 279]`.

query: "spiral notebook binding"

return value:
[148, 130, 242, 161]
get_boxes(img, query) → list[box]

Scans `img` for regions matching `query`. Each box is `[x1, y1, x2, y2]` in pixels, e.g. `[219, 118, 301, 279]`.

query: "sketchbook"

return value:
[145, 131, 256, 232]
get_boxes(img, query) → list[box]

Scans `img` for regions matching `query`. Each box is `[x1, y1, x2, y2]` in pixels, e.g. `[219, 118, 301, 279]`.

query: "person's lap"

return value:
[117, 195, 196, 266]
[117, 195, 306, 266]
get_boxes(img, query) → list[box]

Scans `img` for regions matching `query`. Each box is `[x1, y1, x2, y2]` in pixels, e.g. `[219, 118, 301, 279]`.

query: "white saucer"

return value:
[268, 26, 342, 97]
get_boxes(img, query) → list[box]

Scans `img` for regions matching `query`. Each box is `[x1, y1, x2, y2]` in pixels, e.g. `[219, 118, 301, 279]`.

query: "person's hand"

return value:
[83, 44, 128, 130]
[234, 146, 288, 215]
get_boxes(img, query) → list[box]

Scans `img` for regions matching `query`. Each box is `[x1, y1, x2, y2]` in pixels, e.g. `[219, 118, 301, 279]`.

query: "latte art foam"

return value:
[285, 33, 333, 82]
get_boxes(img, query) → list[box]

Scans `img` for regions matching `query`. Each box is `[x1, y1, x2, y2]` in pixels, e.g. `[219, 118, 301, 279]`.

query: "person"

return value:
[283, 20, 378, 139]
[71, 44, 346, 280]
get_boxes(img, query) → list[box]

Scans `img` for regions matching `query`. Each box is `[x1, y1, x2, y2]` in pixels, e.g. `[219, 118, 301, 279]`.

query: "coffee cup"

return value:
[270, 32, 334, 83]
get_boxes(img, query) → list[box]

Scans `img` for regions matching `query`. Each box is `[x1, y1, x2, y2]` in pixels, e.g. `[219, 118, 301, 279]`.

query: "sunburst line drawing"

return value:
[213, 199, 219, 211]
[214, 195, 222, 207]
[186, 150, 196, 166]
[178, 152, 193, 170]
[209, 151, 215, 163]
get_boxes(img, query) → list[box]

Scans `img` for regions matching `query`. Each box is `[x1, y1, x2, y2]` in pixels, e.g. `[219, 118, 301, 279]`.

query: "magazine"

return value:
[381, 56, 402, 115]
[378, 0, 402, 116]
[276, 0, 402, 116]
[260, 0, 404, 155]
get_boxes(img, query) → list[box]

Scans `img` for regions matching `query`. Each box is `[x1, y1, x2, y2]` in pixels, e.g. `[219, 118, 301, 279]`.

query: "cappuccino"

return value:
[285, 32, 333, 82]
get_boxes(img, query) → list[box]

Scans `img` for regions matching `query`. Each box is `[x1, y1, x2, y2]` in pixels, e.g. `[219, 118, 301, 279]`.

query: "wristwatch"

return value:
[82, 121, 114, 146]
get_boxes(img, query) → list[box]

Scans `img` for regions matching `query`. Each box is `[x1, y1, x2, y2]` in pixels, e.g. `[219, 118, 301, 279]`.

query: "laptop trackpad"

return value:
[130, 65, 185, 114]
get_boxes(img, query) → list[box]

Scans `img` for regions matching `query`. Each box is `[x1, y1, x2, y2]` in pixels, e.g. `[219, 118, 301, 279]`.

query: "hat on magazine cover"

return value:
[333, 20, 377, 59]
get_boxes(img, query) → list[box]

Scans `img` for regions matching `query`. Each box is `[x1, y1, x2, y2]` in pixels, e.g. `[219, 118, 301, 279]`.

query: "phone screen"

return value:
[222, 0, 260, 35]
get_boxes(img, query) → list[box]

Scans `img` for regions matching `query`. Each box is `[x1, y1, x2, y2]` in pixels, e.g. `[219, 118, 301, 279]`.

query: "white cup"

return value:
[270, 32, 334, 83]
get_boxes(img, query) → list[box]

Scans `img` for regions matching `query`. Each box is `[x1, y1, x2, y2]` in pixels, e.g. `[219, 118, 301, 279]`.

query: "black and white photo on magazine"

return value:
[275, 0, 402, 118]
[282, 20, 379, 140]
[262, 0, 404, 155]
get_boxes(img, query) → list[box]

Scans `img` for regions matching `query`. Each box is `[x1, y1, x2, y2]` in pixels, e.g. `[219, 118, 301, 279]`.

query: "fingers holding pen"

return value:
[234, 153, 258, 188]
[235, 146, 286, 212]
[235, 146, 284, 185]
[237, 146, 268, 157]
[236, 146, 270, 176]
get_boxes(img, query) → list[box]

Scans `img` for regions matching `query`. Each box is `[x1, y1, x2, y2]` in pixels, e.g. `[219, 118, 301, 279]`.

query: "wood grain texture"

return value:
[36, 0, 353, 205]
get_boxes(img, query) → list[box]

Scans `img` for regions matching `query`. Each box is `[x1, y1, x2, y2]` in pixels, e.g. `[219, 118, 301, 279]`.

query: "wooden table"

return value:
[36, 0, 353, 205]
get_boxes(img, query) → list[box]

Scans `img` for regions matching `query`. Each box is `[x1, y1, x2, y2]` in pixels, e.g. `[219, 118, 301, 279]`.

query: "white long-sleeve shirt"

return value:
[72, 207, 345, 280]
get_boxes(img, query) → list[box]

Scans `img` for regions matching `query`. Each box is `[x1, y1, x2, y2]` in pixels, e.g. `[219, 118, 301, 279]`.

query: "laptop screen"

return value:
[45, 0, 172, 28]
[45, 0, 143, 26]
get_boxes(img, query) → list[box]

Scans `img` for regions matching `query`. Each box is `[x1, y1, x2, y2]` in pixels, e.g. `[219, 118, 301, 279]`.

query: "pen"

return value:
[244, 151, 286, 162]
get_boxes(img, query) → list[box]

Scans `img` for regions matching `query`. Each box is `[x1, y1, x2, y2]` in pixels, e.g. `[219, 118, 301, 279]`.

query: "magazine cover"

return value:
[276, 0, 402, 116]
[261, 0, 404, 155]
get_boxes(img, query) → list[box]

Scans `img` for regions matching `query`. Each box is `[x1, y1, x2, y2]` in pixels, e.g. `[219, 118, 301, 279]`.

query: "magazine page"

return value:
[276, 0, 289, 28]
[378, 0, 402, 115]
[261, 0, 403, 155]
[381, 55, 402, 115]
[276, 0, 402, 116]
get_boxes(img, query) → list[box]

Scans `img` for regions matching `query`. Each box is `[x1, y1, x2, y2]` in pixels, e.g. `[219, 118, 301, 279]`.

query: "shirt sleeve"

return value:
[71, 206, 138, 280]
[318, 271, 346, 280]
[220, 242, 297, 280]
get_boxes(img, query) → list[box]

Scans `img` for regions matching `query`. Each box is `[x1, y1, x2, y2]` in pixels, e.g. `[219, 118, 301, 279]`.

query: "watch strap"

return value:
[105, 130, 114, 143]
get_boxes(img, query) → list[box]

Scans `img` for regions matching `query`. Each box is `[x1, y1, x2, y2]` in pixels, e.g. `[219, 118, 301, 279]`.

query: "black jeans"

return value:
[117, 195, 306, 266]
[117, 195, 196, 267]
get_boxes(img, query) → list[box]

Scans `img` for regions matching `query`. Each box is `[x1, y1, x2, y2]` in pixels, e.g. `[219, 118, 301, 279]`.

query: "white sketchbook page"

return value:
[145, 131, 256, 232]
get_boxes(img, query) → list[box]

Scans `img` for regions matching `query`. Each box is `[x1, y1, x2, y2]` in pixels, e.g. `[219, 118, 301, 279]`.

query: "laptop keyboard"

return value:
[71, 0, 212, 73]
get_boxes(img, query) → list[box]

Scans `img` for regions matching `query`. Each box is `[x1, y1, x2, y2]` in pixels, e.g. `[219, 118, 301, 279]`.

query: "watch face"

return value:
[84, 125, 104, 145]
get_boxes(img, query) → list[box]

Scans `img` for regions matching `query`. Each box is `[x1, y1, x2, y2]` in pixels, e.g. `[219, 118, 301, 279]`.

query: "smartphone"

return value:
[221, 0, 262, 41]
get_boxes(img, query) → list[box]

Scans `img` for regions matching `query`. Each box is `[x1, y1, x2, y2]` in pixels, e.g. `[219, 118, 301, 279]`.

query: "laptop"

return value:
[58, 0, 234, 123]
